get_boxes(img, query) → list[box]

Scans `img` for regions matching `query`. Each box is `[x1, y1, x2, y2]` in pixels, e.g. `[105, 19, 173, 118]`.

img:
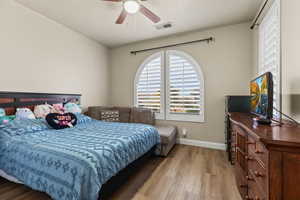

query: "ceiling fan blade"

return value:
[103, 0, 122, 2]
[116, 9, 128, 24]
[140, 5, 161, 23]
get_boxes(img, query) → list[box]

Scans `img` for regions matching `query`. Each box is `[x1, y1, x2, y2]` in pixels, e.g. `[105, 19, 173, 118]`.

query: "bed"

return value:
[0, 92, 160, 200]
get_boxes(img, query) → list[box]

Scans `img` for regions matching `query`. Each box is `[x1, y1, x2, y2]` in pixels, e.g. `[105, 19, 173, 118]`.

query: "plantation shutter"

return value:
[259, 0, 280, 116]
[166, 51, 204, 122]
[136, 54, 163, 115]
[135, 51, 204, 122]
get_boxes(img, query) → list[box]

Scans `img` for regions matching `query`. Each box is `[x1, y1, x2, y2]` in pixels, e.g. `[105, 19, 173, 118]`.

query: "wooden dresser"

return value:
[229, 112, 300, 200]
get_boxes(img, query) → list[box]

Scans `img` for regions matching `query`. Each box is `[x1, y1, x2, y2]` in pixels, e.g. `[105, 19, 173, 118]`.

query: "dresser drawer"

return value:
[233, 124, 247, 153]
[231, 130, 236, 147]
[231, 129, 236, 141]
[236, 148, 247, 171]
[246, 171, 267, 200]
[248, 157, 267, 192]
[248, 136, 268, 166]
[235, 165, 247, 199]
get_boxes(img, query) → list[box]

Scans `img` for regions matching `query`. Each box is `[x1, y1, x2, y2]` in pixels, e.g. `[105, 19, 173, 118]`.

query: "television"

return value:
[250, 72, 273, 120]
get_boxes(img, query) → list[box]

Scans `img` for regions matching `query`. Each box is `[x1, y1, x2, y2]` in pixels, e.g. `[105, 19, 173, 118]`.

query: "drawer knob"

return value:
[255, 150, 263, 154]
[245, 156, 253, 161]
[245, 196, 260, 200]
[246, 176, 254, 181]
[254, 171, 264, 177]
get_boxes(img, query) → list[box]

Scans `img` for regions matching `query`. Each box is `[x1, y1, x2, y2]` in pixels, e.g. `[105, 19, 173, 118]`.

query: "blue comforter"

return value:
[0, 115, 160, 200]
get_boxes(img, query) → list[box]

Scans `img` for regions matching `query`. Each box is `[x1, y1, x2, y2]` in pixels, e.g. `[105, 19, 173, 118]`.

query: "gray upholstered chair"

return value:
[86, 106, 177, 156]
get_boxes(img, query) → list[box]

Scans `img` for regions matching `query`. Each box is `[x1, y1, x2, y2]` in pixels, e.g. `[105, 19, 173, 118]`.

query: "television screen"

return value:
[250, 72, 273, 119]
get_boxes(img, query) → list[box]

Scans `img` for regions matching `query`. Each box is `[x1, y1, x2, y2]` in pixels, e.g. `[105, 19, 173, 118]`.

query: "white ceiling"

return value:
[16, 0, 263, 47]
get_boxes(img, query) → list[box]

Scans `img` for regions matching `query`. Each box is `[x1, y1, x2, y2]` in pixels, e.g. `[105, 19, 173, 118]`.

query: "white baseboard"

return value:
[177, 138, 226, 151]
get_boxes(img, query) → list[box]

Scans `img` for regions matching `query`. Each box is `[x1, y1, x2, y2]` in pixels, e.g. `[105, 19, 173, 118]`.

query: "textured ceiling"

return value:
[17, 0, 263, 47]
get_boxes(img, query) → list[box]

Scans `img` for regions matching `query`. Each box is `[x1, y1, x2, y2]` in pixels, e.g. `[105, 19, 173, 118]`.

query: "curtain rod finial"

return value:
[250, 23, 260, 30]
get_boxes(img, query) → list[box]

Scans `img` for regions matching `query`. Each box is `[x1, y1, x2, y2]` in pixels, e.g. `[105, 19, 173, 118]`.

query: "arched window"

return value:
[134, 50, 204, 122]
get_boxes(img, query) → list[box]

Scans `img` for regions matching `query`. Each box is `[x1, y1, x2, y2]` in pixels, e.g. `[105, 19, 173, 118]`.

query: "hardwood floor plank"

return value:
[0, 185, 30, 200]
[0, 182, 19, 194]
[0, 145, 241, 200]
[12, 191, 37, 200]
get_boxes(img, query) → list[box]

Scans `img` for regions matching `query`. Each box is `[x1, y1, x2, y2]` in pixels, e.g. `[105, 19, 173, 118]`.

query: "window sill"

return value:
[155, 114, 205, 123]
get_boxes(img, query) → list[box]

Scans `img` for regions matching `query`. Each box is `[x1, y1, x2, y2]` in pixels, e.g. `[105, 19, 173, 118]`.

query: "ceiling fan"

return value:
[103, 0, 161, 24]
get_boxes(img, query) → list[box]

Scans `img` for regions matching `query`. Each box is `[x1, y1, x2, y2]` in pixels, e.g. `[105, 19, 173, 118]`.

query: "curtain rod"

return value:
[130, 37, 214, 55]
[250, 0, 269, 29]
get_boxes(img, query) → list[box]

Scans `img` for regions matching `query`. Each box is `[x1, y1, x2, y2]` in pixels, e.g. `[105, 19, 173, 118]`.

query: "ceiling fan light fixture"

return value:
[124, 0, 140, 14]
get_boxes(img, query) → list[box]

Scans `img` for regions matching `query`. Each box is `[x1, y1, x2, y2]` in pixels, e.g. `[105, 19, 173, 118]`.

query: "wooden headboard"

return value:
[0, 92, 81, 115]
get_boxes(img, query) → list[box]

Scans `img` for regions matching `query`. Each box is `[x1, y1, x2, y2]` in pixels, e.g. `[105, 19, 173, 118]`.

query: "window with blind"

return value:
[135, 50, 204, 122]
[258, 0, 281, 117]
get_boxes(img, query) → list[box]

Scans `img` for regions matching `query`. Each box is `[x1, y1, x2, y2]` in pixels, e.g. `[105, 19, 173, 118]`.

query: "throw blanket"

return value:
[0, 117, 160, 200]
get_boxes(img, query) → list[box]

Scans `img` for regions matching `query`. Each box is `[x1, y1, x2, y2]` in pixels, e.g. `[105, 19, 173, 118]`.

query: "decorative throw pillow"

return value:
[100, 110, 119, 122]
[64, 103, 82, 114]
[51, 103, 65, 114]
[0, 108, 15, 125]
[34, 104, 53, 119]
[0, 115, 15, 125]
[46, 113, 77, 130]
[16, 108, 36, 120]
[0, 108, 5, 117]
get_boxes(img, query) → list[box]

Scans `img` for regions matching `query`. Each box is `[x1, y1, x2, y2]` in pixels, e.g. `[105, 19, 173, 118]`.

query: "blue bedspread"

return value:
[0, 117, 160, 200]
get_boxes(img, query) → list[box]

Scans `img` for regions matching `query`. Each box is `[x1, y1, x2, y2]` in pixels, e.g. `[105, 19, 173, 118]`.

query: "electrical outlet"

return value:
[182, 128, 188, 138]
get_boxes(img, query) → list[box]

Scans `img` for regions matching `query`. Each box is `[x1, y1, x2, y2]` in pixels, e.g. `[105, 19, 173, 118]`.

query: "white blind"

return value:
[168, 54, 201, 115]
[136, 56, 162, 113]
[259, 0, 280, 116]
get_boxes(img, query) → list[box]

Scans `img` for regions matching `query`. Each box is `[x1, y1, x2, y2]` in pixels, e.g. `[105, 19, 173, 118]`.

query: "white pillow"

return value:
[16, 108, 36, 120]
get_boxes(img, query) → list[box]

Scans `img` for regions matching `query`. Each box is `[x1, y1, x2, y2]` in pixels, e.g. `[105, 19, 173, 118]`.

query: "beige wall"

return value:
[109, 22, 253, 144]
[281, 0, 300, 121]
[0, 0, 110, 108]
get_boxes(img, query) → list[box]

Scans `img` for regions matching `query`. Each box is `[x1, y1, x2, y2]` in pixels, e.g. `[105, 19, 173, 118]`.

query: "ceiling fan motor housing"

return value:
[123, 0, 140, 14]
[104, 0, 161, 24]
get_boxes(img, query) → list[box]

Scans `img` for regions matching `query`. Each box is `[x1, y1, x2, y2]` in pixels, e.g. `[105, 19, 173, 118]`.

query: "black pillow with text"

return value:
[46, 113, 77, 130]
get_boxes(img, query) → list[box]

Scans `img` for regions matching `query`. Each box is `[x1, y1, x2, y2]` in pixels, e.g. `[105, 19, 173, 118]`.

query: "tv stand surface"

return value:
[228, 112, 300, 200]
[253, 116, 272, 125]
[229, 112, 300, 146]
